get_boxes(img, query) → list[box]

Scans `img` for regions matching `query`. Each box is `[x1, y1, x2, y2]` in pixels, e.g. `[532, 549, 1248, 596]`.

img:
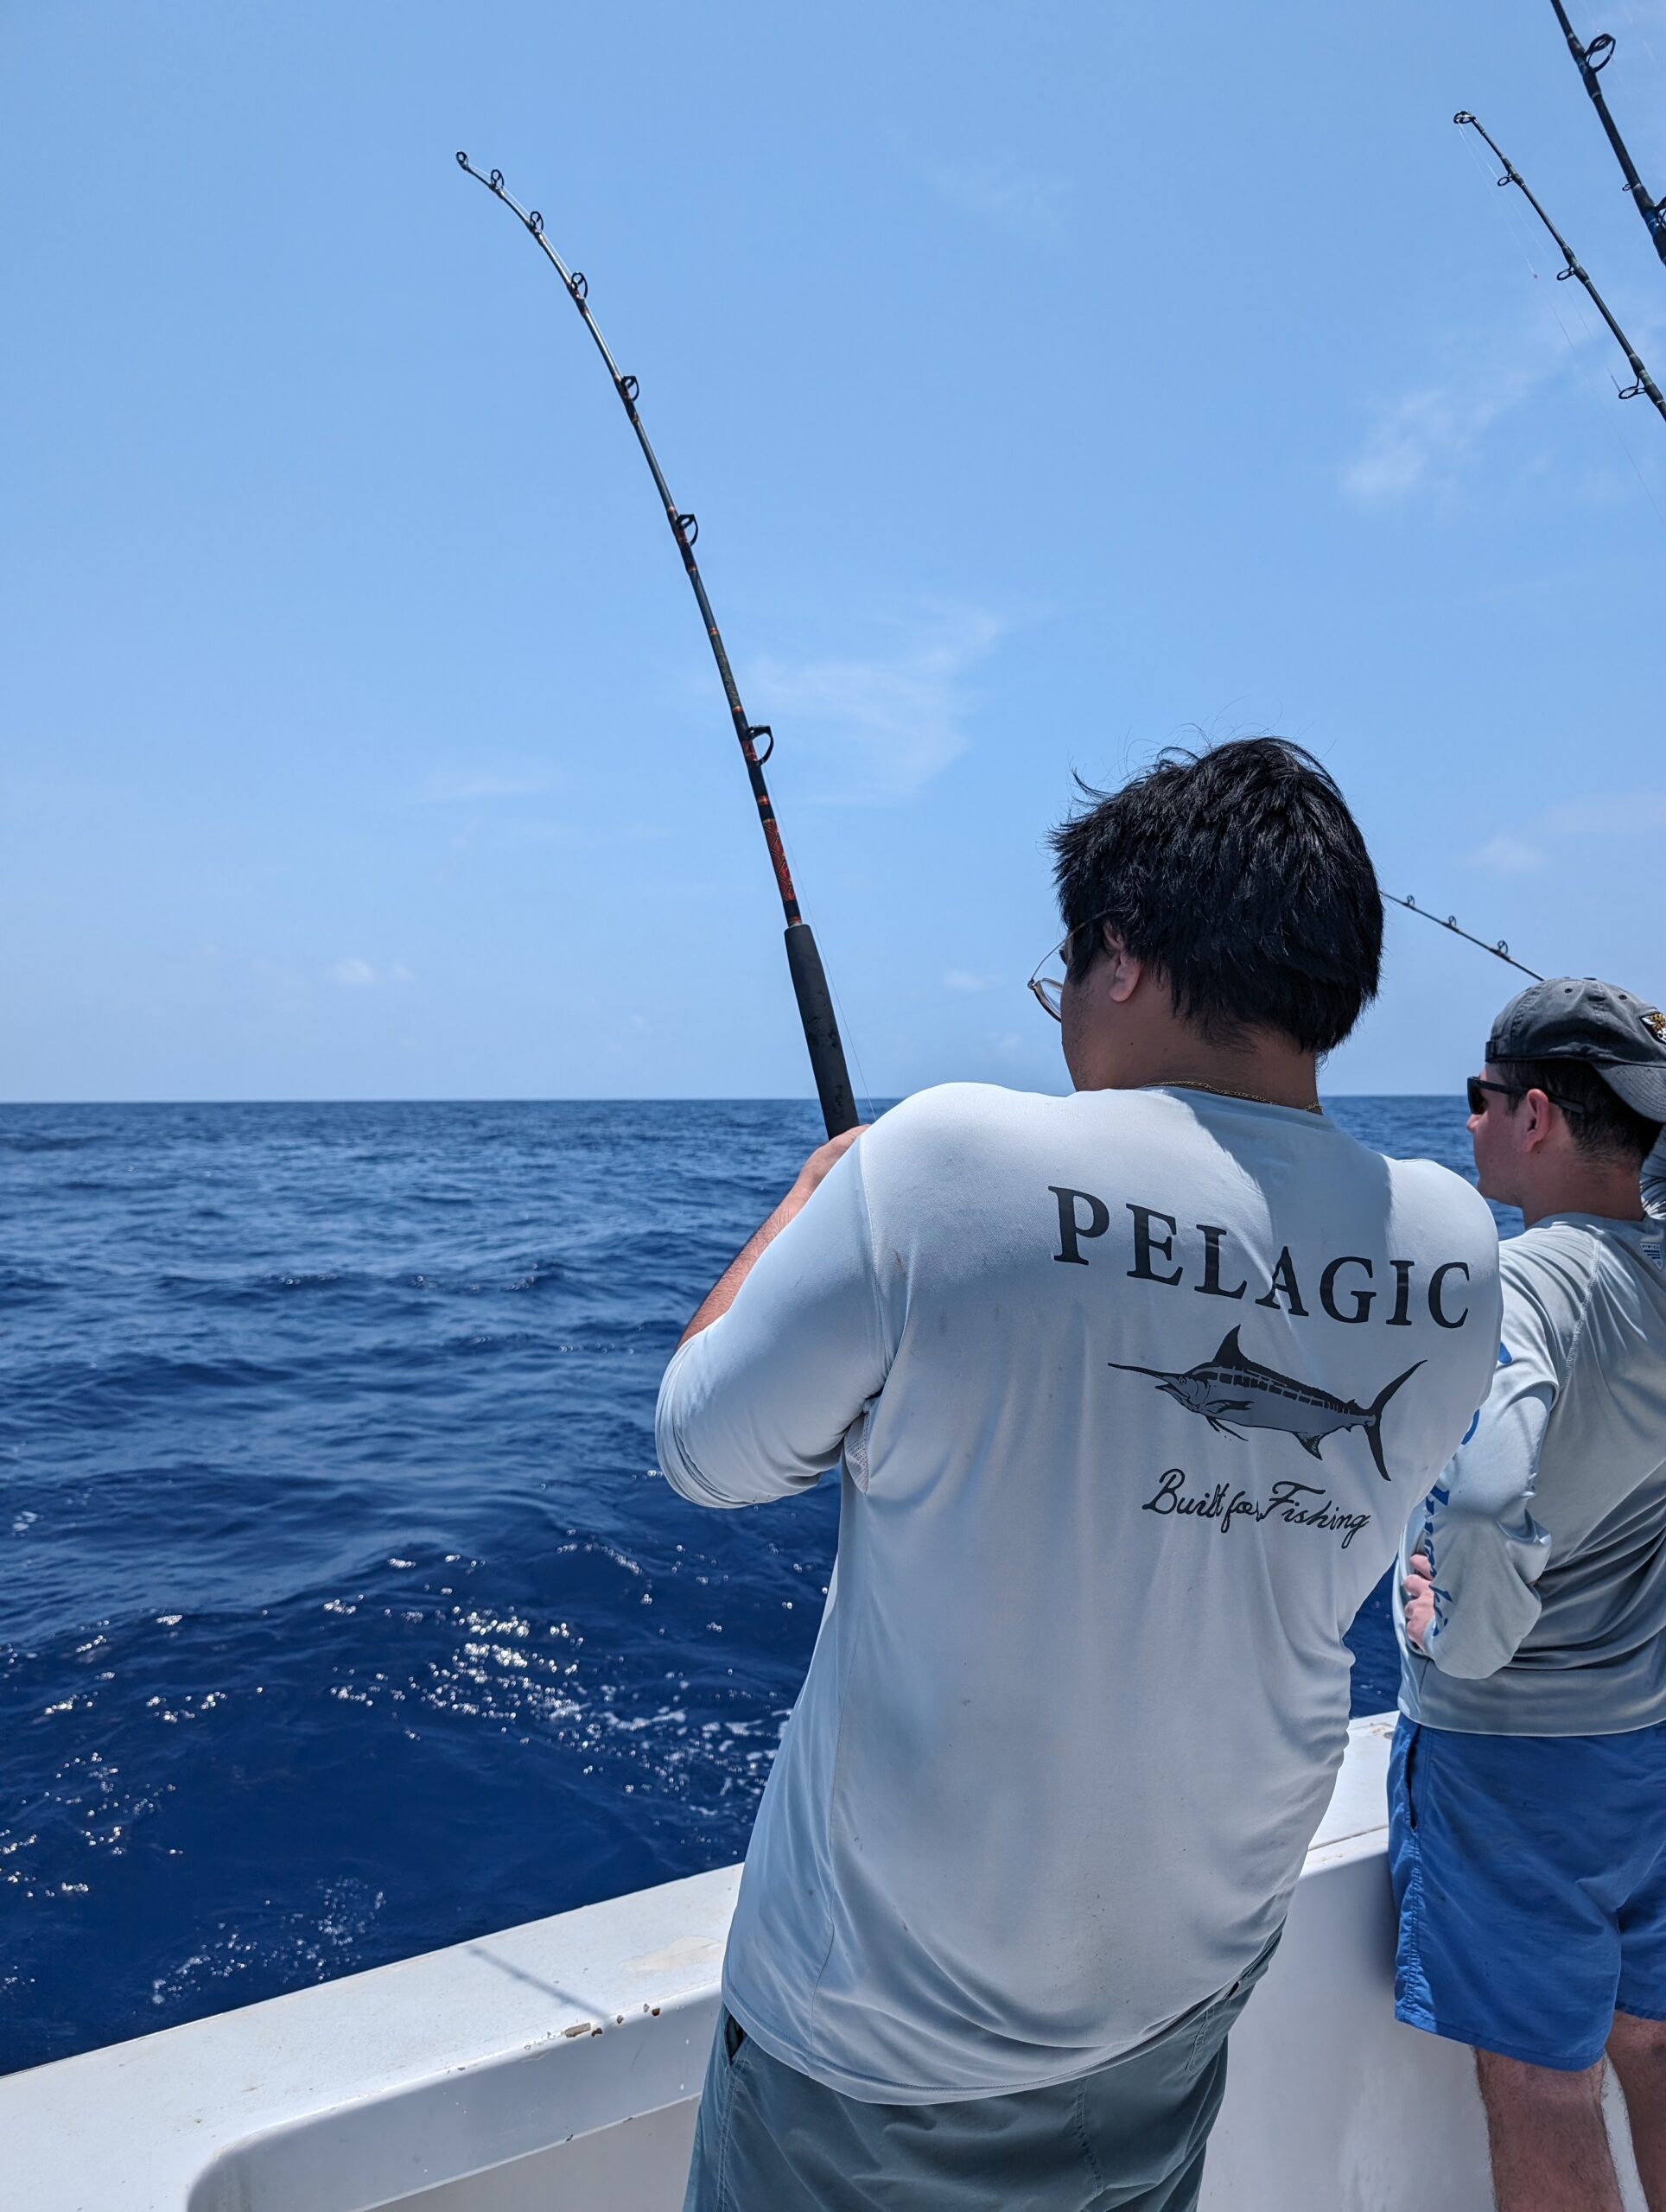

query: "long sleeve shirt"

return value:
[658, 1081, 1499, 2101]
[1398, 1205, 1666, 1735]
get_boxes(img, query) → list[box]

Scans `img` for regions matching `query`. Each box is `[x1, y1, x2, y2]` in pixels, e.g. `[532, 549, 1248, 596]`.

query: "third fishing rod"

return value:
[1455, 110, 1666, 426]
[1387, 895, 1542, 982]
[1546, 0, 1666, 270]
[455, 154, 859, 1139]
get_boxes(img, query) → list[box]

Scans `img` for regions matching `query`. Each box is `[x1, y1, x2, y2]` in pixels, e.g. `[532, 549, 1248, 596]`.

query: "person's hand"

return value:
[791, 1123, 868, 1201]
[1403, 1553, 1436, 1653]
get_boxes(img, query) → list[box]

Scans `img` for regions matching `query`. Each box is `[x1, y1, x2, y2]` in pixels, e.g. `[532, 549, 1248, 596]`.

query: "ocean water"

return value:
[0, 1096, 1512, 2075]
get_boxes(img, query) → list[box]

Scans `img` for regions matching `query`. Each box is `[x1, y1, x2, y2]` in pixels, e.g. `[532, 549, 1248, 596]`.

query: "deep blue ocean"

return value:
[0, 1096, 1513, 2075]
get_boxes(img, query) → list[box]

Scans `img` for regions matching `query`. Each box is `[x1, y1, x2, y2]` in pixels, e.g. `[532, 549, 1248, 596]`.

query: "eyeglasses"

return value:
[1027, 934, 1071, 1022]
[1466, 1075, 1589, 1119]
[1027, 912, 1116, 1022]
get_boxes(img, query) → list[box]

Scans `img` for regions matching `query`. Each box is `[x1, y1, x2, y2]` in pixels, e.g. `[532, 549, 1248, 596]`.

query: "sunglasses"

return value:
[1466, 1075, 1589, 1119]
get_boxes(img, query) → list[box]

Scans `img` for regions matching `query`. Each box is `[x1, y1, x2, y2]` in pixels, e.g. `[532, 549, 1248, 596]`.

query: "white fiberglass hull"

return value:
[0, 1716, 1644, 2211]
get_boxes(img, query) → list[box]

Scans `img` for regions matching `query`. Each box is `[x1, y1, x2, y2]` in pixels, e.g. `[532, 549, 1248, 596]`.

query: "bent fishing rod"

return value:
[1454, 111, 1666, 427]
[455, 153, 859, 1138]
[1545, 1, 1666, 269]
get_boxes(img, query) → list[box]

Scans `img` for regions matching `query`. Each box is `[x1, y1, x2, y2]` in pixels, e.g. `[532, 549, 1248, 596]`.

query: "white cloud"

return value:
[943, 969, 993, 993]
[1470, 834, 1547, 875]
[416, 770, 557, 804]
[1340, 347, 1560, 508]
[327, 957, 414, 988]
[927, 159, 1068, 233]
[1469, 789, 1666, 876]
[1539, 791, 1666, 836]
[749, 606, 1004, 804]
[1337, 296, 1655, 510]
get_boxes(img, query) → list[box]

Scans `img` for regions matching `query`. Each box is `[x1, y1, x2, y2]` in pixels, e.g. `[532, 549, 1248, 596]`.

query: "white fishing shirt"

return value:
[656, 1084, 1500, 2101]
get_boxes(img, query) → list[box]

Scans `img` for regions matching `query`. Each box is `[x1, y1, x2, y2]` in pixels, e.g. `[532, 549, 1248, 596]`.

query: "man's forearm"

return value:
[678, 1124, 866, 1346]
[1415, 1510, 1548, 1677]
[679, 1188, 811, 1345]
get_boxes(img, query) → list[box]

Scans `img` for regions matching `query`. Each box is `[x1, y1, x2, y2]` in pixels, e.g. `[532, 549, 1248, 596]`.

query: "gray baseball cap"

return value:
[1489, 976, 1666, 1122]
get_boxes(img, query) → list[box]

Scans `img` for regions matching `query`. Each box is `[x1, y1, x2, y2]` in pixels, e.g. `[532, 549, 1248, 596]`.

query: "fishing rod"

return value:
[1545, 1, 1666, 269]
[455, 153, 859, 1138]
[1454, 111, 1666, 426]
[1388, 895, 1543, 982]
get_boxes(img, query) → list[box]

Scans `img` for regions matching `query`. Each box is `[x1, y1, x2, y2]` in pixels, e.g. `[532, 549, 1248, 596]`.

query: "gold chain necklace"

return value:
[1156, 1079, 1324, 1116]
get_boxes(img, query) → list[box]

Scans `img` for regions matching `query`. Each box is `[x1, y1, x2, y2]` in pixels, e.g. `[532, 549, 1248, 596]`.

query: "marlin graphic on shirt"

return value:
[1108, 1326, 1422, 1481]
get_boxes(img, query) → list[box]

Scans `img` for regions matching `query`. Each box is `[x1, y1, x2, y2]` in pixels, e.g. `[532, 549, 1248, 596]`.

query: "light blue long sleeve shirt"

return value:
[1399, 1195, 1666, 1735]
[660, 1082, 1498, 2100]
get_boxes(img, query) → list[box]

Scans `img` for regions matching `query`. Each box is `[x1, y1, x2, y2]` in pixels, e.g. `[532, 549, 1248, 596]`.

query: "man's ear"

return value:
[1098, 930, 1145, 1007]
[1519, 1089, 1557, 1152]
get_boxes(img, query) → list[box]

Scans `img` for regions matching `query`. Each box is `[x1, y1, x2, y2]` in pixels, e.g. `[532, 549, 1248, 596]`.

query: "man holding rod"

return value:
[658, 739, 1499, 2211]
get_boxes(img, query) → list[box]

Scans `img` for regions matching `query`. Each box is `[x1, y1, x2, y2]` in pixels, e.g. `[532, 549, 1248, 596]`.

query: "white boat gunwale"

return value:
[1, 1715, 1644, 2211]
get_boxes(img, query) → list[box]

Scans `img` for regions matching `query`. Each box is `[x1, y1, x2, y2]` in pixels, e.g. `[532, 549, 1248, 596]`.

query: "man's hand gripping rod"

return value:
[455, 153, 859, 1139]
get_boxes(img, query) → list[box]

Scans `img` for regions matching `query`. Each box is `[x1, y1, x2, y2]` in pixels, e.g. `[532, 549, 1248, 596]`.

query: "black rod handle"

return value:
[783, 922, 859, 1137]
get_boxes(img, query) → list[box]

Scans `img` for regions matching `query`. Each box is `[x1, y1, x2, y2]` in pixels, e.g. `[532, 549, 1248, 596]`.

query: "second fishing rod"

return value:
[1456, 110, 1666, 426]
[456, 153, 859, 1140]
[1546, 0, 1666, 270]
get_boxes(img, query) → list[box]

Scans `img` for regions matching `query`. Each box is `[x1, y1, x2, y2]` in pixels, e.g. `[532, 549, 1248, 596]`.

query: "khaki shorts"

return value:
[682, 1938, 1277, 2212]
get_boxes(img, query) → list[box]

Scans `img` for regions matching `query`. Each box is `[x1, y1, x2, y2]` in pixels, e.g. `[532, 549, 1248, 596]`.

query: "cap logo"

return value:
[1642, 1007, 1666, 1044]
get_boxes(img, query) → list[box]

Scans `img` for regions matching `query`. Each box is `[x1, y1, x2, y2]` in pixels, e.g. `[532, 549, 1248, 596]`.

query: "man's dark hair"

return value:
[1048, 737, 1383, 1054]
[1495, 1057, 1663, 1168]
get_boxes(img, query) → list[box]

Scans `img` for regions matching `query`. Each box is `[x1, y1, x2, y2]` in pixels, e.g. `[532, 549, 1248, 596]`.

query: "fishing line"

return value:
[825, 965, 880, 1125]
[1555, 278, 1666, 523]
[455, 154, 860, 1138]
[1453, 113, 1666, 424]
[1453, 112, 1666, 527]
[1618, 0, 1666, 86]
[763, 792, 881, 1122]
[1457, 122, 1611, 394]
[1458, 119, 1594, 361]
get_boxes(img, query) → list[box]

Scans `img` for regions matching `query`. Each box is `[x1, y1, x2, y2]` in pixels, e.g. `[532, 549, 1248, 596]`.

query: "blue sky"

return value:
[4, 0, 1664, 1103]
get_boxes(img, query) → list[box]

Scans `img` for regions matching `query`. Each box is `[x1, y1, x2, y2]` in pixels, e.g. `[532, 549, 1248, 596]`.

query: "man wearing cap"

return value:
[1394, 978, 1666, 2212]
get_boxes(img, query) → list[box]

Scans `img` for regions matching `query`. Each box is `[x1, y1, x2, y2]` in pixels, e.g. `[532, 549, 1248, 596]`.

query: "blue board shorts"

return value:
[1389, 1714, 1666, 2071]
